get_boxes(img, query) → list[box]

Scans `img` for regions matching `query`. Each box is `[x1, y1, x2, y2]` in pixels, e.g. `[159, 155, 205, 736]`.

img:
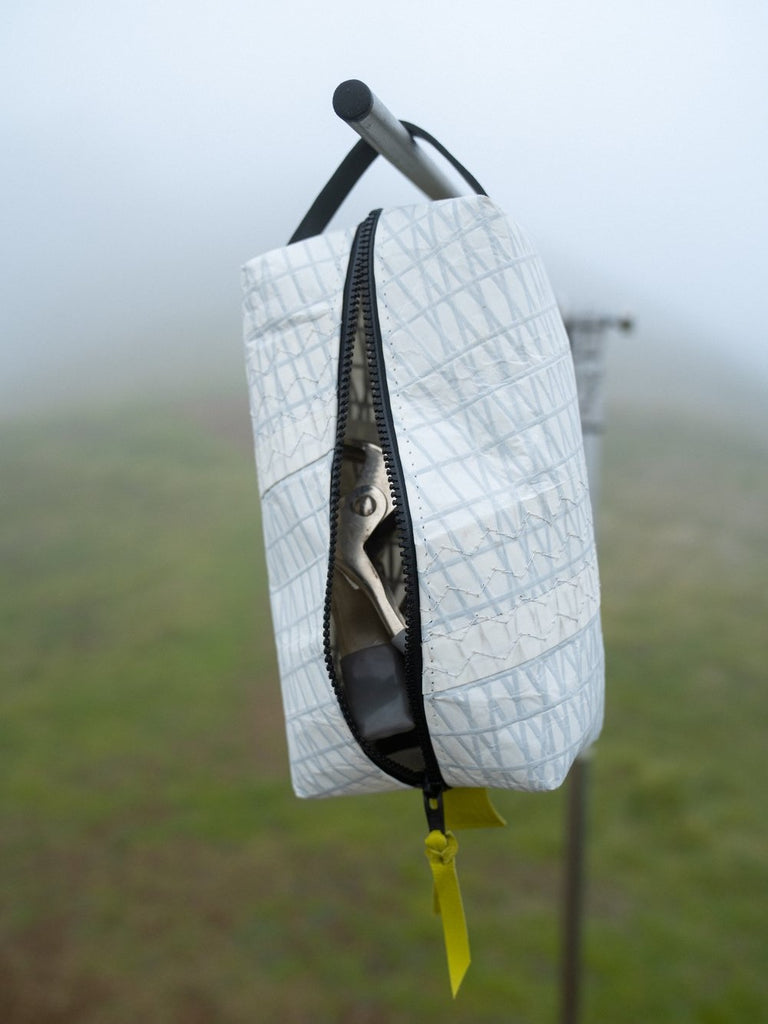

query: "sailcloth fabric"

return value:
[242, 194, 604, 799]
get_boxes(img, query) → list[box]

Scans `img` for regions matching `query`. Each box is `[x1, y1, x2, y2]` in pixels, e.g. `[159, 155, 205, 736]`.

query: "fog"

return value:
[2, 0, 767, 421]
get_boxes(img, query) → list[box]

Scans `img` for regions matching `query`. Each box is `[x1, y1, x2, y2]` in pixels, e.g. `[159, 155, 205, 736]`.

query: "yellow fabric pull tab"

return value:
[425, 829, 470, 998]
[443, 787, 507, 831]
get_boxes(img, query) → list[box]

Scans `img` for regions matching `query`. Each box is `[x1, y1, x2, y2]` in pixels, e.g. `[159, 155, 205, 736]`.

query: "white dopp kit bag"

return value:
[242, 121, 604, 996]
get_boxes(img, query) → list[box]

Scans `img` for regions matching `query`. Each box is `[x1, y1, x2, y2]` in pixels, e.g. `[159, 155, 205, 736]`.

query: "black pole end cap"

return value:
[333, 80, 374, 123]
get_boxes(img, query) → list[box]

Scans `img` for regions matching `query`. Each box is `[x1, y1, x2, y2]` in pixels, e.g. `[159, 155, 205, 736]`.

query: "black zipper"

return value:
[323, 209, 445, 799]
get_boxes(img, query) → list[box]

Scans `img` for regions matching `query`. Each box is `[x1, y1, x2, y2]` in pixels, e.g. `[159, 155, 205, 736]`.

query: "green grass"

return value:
[1, 399, 766, 1023]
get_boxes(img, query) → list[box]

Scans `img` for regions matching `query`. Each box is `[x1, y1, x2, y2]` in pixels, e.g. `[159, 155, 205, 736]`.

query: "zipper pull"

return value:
[425, 828, 470, 998]
[423, 788, 471, 997]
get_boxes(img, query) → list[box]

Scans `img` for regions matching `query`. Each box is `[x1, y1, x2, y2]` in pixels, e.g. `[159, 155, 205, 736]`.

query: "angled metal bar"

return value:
[333, 79, 461, 200]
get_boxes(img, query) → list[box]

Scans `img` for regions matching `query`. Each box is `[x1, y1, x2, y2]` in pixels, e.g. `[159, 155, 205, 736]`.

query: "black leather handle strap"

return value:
[288, 122, 487, 244]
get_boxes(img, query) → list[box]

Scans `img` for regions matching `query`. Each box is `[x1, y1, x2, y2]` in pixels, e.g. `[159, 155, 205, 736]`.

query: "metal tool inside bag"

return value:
[332, 441, 419, 759]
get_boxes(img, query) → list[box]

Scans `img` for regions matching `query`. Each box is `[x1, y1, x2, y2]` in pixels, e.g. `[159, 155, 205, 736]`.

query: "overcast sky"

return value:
[2, 0, 767, 416]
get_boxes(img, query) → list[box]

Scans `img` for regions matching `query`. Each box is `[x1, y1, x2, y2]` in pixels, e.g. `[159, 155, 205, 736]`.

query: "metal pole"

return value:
[560, 314, 632, 1024]
[561, 750, 591, 1024]
[333, 80, 462, 200]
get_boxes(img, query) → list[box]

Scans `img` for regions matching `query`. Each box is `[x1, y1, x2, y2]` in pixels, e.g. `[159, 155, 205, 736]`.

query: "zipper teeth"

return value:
[359, 211, 444, 794]
[322, 209, 444, 793]
[322, 225, 361, 732]
[322, 216, 421, 786]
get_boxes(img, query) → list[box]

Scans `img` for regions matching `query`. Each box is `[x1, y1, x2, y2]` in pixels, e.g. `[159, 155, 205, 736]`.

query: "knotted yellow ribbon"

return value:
[424, 829, 470, 998]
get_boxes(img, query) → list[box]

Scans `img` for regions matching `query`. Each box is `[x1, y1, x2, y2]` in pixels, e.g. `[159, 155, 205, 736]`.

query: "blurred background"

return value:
[2, 1, 766, 1021]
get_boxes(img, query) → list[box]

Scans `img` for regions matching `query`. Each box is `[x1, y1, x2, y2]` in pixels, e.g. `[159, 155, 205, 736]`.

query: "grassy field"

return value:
[1, 395, 766, 1023]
